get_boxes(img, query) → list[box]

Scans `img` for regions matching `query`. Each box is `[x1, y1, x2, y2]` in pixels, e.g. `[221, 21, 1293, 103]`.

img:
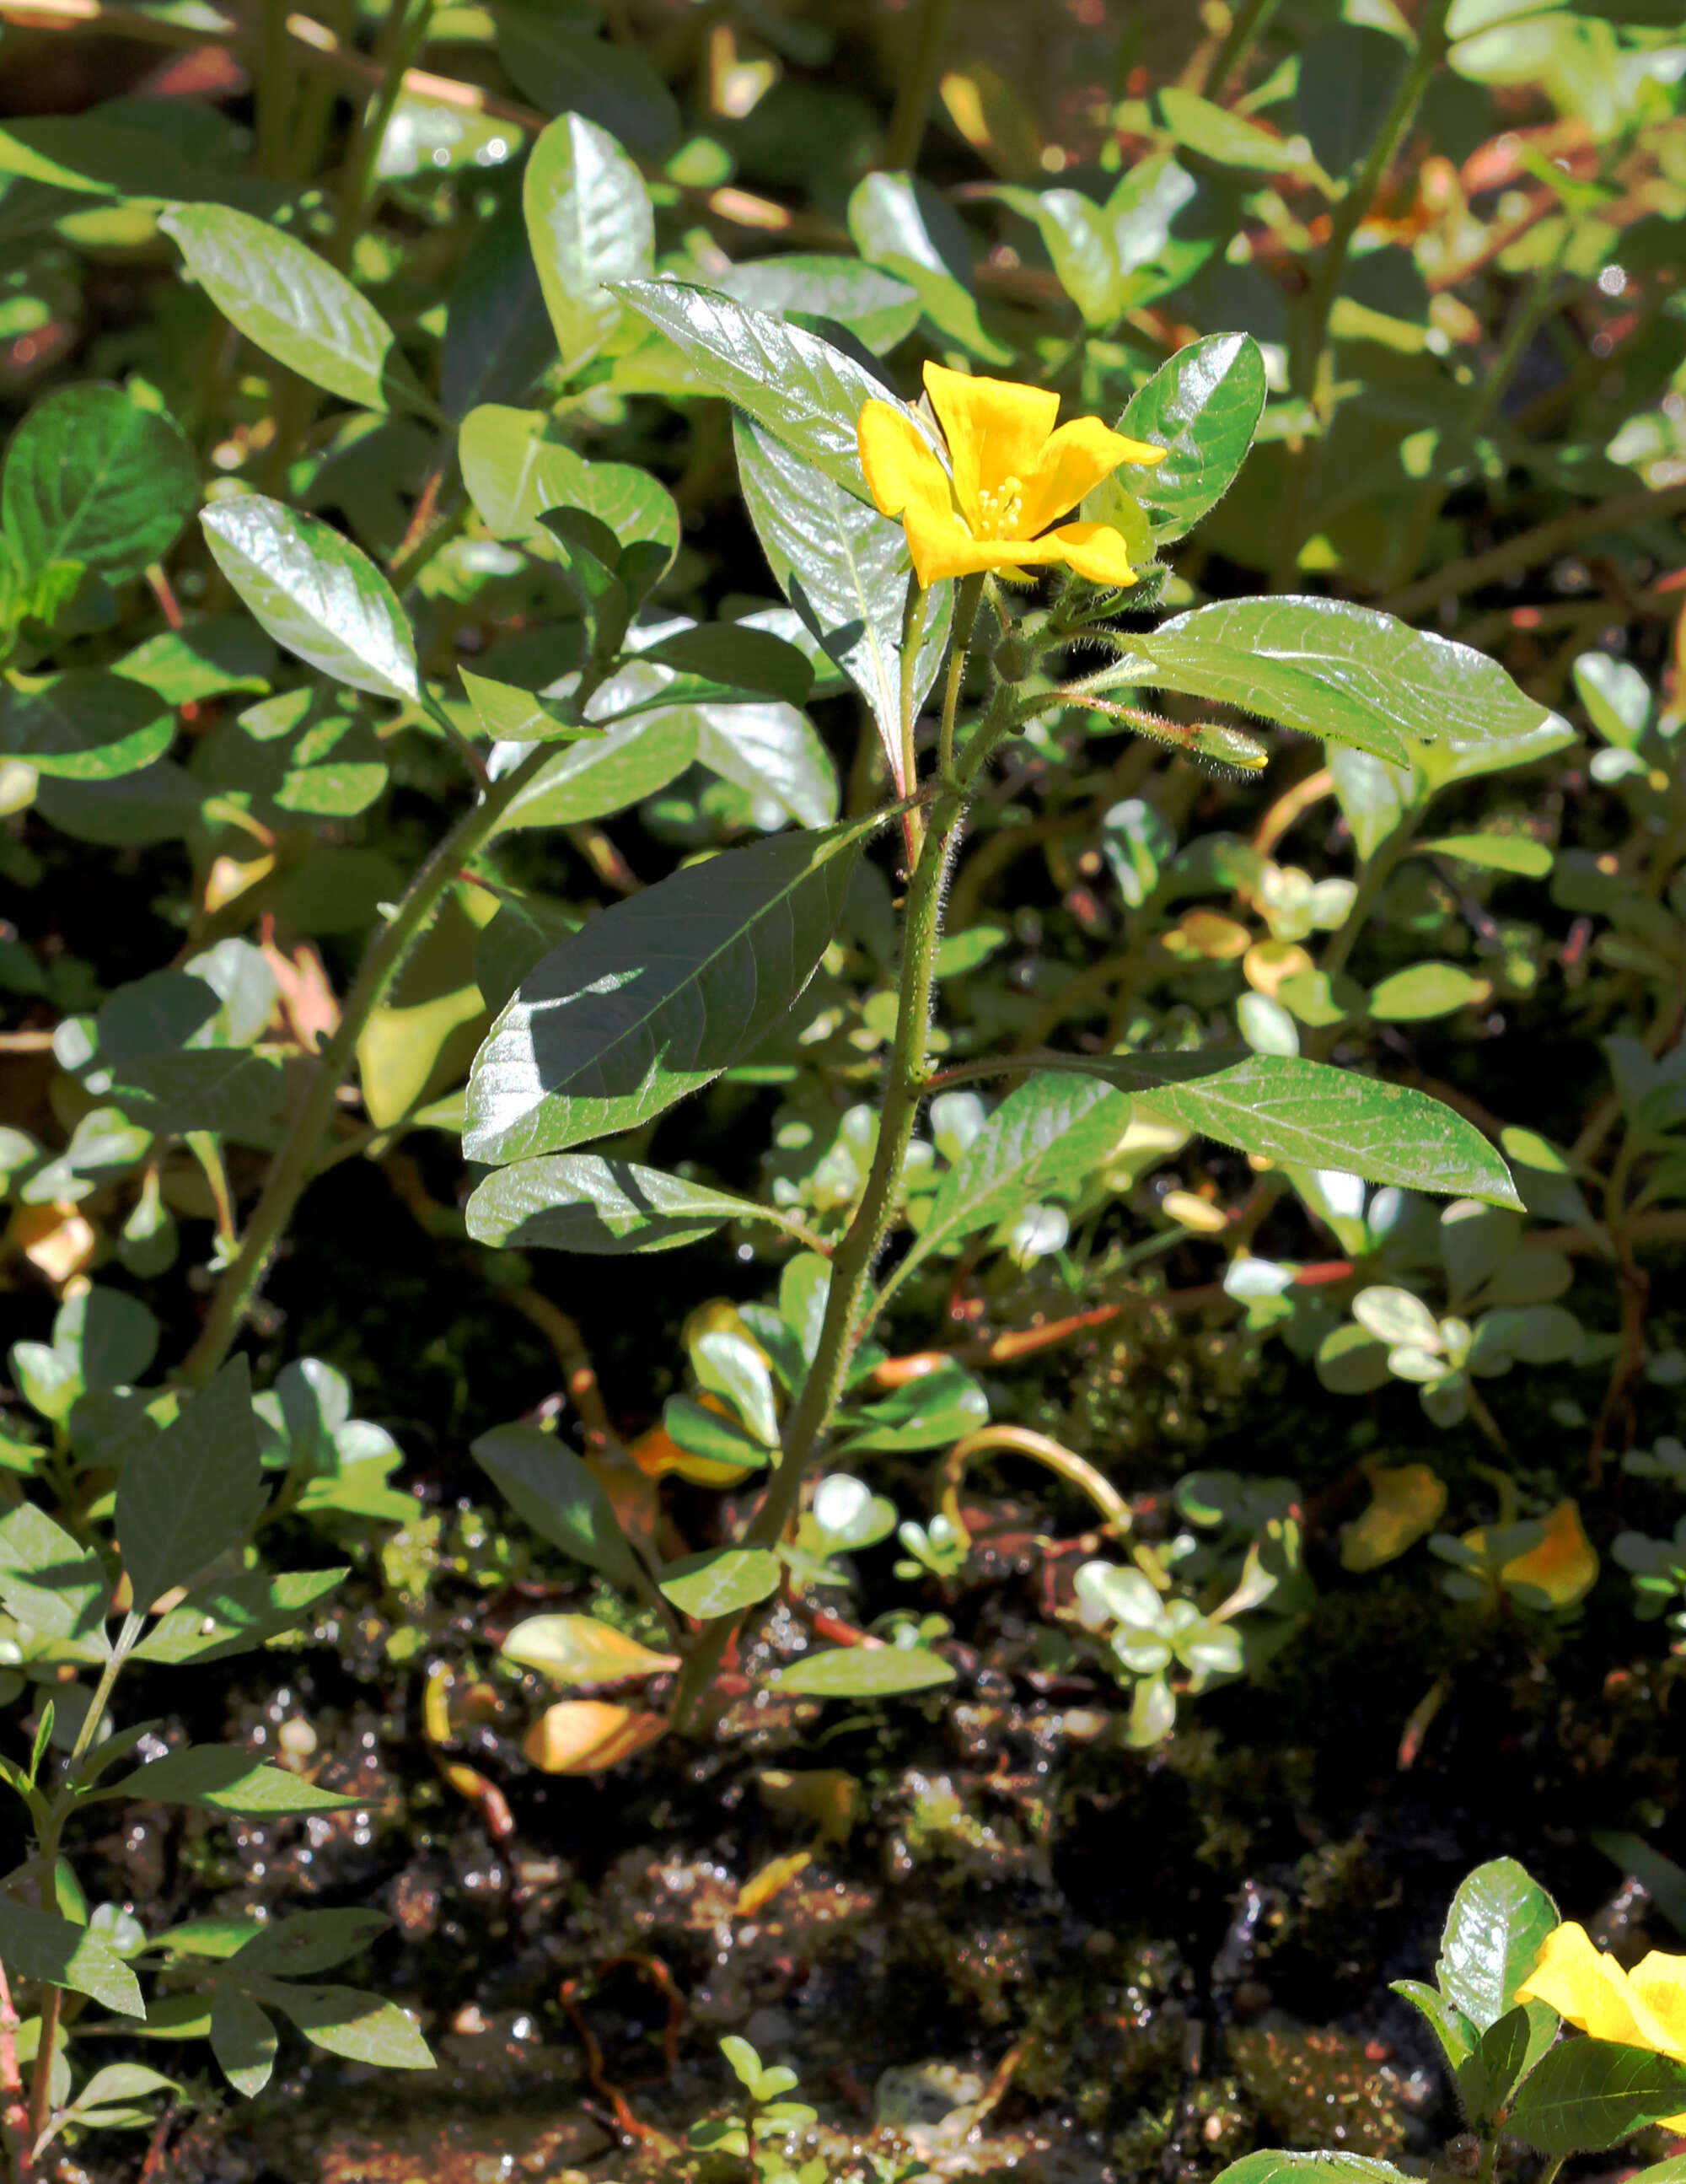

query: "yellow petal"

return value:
[858, 398, 953, 531]
[1501, 1498, 1597, 1607]
[922, 362, 1057, 527]
[1019, 416, 1165, 537]
[1515, 1923, 1679, 2053]
[899, 500, 1028, 585]
[1630, 1952, 1686, 2063]
[1041, 519, 1138, 588]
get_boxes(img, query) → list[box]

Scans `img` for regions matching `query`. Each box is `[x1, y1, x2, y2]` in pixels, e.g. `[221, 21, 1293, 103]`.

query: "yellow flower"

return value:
[1463, 1498, 1597, 1608]
[858, 362, 1166, 589]
[1516, 1922, 1686, 2128]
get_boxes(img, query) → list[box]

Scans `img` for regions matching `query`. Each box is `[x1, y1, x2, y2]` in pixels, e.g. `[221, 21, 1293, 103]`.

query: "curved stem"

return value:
[179, 745, 549, 1386]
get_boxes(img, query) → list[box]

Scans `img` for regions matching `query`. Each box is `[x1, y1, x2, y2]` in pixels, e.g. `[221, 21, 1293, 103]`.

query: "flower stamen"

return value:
[973, 475, 1025, 541]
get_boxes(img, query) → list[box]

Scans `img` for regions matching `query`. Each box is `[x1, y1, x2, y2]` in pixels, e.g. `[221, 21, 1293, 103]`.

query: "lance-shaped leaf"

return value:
[1121, 332, 1267, 541]
[159, 204, 428, 417]
[501, 1613, 679, 1683]
[1138, 597, 1554, 771]
[776, 1646, 954, 1697]
[98, 1745, 360, 1815]
[734, 414, 949, 793]
[1039, 1052, 1521, 1208]
[1507, 2040, 1686, 2153]
[132, 1568, 347, 1665]
[0, 1902, 143, 2014]
[524, 112, 653, 367]
[615, 279, 936, 501]
[443, 193, 556, 419]
[258, 1983, 434, 2069]
[464, 1152, 819, 1254]
[464, 815, 877, 1163]
[898, 1072, 1130, 1283]
[658, 1547, 781, 1619]
[846, 169, 1012, 362]
[201, 497, 419, 702]
[470, 1423, 645, 1593]
[211, 1988, 277, 2097]
[2, 383, 197, 587]
[115, 1356, 266, 1611]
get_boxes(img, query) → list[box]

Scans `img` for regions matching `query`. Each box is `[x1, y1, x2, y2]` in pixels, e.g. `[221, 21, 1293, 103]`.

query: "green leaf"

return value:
[1157, 86, 1313, 172]
[1389, 1979, 1474, 2073]
[775, 1645, 955, 1697]
[693, 1328, 779, 1446]
[733, 415, 950, 792]
[1212, 2157, 1412, 2184]
[470, 1423, 645, 1593]
[690, 701, 839, 828]
[615, 279, 933, 502]
[231, 1910, 389, 1978]
[210, 1987, 277, 2097]
[0, 1902, 142, 2015]
[0, 1502, 109, 1661]
[464, 815, 876, 1163]
[1141, 598, 1555, 772]
[524, 112, 653, 368]
[1121, 333, 1267, 542]
[658, 1546, 781, 1617]
[846, 170, 1012, 363]
[464, 1152, 809, 1254]
[442, 193, 555, 420]
[1369, 962, 1491, 1021]
[109, 1050, 285, 1140]
[115, 1356, 266, 1611]
[132, 1568, 346, 1665]
[115, 617, 275, 706]
[991, 185, 1140, 325]
[710, 255, 919, 355]
[201, 496, 419, 702]
[1457, 2001, 1559, 2122]
[897, 1072, 1131, 1284]
[639, 624, 813, 707]
[1050, 1053, 1522, 1208]
[158, 204, 427, 417]
[1421, 833, 1553, 877]
[1, 384, 197, 587]
[1436, 1856, 1560, 2033]
[458, 403, 679, 564]
[1506, 2039, 1686, 2154]
[662, 1396, 774, 1471]
[0, 114, 250, 200]
[458, 667, 599, 746]
[259, 1982, 434, 2069]
[110, 1745, 361, 1815]
[491, 707, 696, 832]
[0, 672, 172, 782]
[837, 1367, 990, 1453]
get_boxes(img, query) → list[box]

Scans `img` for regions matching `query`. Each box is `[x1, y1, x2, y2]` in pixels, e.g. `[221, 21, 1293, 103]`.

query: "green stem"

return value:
[1202, 0, 1281, 98]
[668, 761, 993, 1735]
[257, 0, 296, 180]
[880, 0, 958, 173]
[178, 745, 550, 1386]
[1307, 799, 1426, 1043]
[939, 577, 984, 783]
[329, 0, 437, 269]
[899, 584, 932, 863]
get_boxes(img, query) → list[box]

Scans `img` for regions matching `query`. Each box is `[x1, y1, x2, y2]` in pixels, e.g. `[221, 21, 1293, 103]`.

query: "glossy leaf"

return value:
[1436, 1857, 1560, 2032]
[1506, 2039, 1686, 2153]
[1053, 1053, 1521, 1207]
[524, 112, 653, 368]
[459, 403, 679, 562]
[470, 1423, 645, 1594]
[459, 667, 598, 745]
[159, 205, 426, 417]
[500, 1613, 678, 1684]
[1121, 333, 1267, 541]
[491, 708, 697, 832]
[663, 1394, 773, 1471]
[1141, 598, 1554, 771]
[1457, 2001, 1559, 2122]
[734, 415, 950, 792]
[658, 1546, 781, 1618]
[110, 1746, 360, 1815]
[615, 279, 937, 501]
[776, 1646, 955, 1697]
[261, 1983, 434, 2069]
[0, 1901, 142, 2015]
[497, 10, 679, 155]
[115, 1357, 266, 1611]
[710, 255, 919, 355]
[898, 1072, 1131, 1283]
[2, 384, 196, 586]
[442, 192, 556, 419]
[0, 672, 172, 781]
[201, 497, 419, 702]
[1389, 1979, 1474, 2073]
[464, 1152, 813, 1254]
[837, 1367, 990, 1453]
[464, 815, 876, 1163]
[690, 701, 839, 827]
[846, 170, 1012, 362]
[639, 623, 813, 707]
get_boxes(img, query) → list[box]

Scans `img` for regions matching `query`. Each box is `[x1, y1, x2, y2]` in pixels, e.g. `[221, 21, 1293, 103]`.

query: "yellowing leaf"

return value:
[756, 1767, 862, 1848]
[733, 1849, 812, 1918]
[523, 1700, 668, 1773]
[630, 1400, 749, 1487]
[1340, 1462, 1447, 1572]
[1499, 1499, 1597, 1608]
[12, 1201, 97, 1285]
[1245, 939, 1315, 996]
[501, 1613, 679, 1686]
[1172, 910, 1252, 961]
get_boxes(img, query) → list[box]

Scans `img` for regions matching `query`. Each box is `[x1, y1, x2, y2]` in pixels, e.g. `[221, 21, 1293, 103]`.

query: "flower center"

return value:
[972, 474, 1025, 541]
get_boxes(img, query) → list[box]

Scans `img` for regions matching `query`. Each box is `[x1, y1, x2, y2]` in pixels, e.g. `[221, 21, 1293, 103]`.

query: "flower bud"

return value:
[992, 632, 1034, 683]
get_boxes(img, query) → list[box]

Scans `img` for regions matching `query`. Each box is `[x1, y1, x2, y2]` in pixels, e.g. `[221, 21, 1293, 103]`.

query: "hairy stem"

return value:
[180, 745, 549, 1385]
